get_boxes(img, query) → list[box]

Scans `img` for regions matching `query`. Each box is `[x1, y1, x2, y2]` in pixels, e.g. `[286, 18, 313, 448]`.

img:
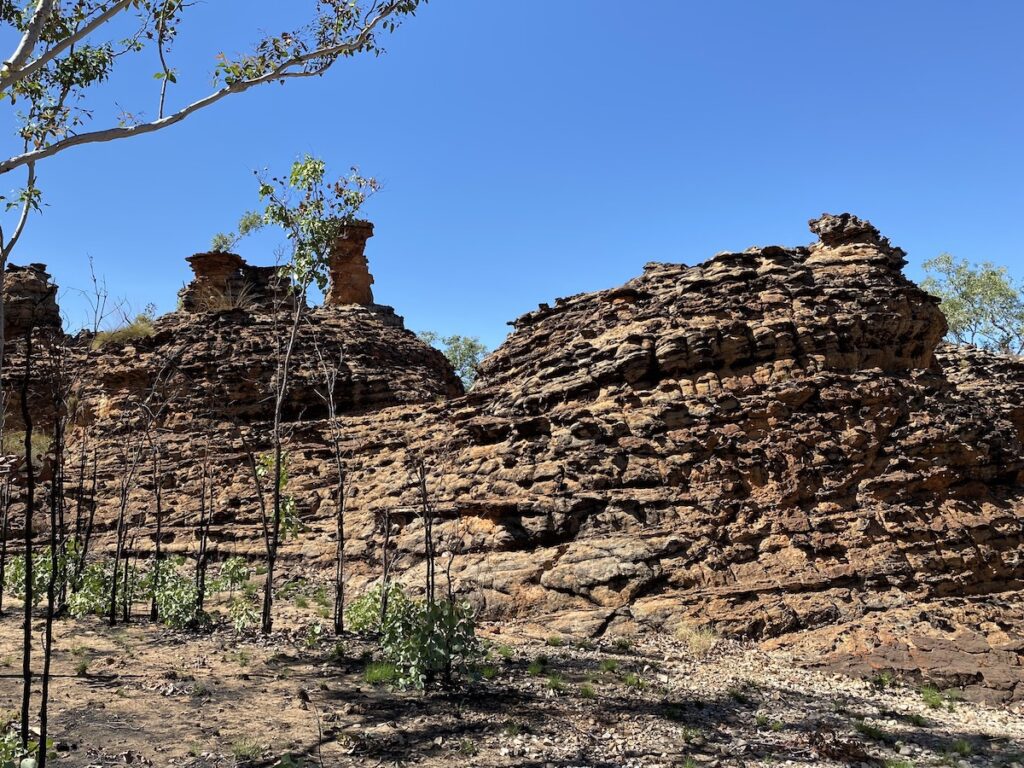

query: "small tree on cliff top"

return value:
[246, 155, 376, 634]
[923, 253, 1024, 356]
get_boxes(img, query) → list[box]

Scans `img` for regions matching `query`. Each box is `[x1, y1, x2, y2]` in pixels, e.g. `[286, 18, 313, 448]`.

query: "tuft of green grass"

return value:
[575, 639, 596, 651]
[2, 430, 52, 466]
[755, 713, 768, 727]
[545, 635, 564, 647]
[920, 685, 943, 709]
[679, 726, 702, 743]
[883, 760, 914, 768]
[481, 666, 498, 681]
[871, 670, 895, 689]
[501, 722, 521, 737]
[579, 683, 596, 699]
[546, 674, 565, 693]
[949, 739, 972, 757]
[612, 637, 633, 652]
[906, 712, 930, 728]
[527, 654, 548, 676]
[293, 595, 309, 609]
[230, 737, 263, 762]
[769, 720, 784, 732]
[623, 673, 646, 690]
[365, 661, 398, 686]
[329, 642, 347, 663]
[458, 738, 478, 756]
[74, 659, 90, 676]
[854, 720, 892, 744]
[943, 688, 962, 711]
[727, 686, 751, 705]
[599, 658, 619, 673]
[496, 645, 514, 661]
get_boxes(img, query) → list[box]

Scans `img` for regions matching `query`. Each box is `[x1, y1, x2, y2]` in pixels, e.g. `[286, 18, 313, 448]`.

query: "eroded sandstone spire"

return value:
[325, 221, 375, 306]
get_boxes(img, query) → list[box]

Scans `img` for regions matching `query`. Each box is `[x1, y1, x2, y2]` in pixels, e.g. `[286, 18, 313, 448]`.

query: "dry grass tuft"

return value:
[675, 623, 719, 658]
[92, 314, 156, 349]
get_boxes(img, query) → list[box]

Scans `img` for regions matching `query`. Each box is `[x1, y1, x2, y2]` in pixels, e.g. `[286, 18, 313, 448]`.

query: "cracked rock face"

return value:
[7, 213, 1024, 704]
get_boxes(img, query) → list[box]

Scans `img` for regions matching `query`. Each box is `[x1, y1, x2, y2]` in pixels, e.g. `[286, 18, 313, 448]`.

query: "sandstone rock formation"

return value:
[326, 221, 375, 306]
[4, 213, 1023, 704]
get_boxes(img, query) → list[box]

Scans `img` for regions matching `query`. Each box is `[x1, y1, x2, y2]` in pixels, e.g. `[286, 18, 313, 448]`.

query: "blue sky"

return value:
[4, 0, 1024, 349]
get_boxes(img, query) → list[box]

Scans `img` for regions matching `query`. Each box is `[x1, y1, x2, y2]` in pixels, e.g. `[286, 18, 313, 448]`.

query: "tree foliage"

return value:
[346, 583, 479, 689]
[922, 253, 1024, 356]
[254, 156, 379, 293]
[419, 332, 487, 387]
[0, 1, 426, 174]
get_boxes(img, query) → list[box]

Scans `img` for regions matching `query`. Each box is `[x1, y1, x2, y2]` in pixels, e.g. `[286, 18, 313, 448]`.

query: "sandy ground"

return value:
[0, 600, 1022, 768]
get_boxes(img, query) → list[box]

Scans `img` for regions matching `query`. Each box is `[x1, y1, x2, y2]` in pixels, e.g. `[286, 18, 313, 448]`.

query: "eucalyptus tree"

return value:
[244, 155, 376, 633]
[0, 0, 426, 374]
[418, 332, 488, 388]
[923, 253, 1024, 356]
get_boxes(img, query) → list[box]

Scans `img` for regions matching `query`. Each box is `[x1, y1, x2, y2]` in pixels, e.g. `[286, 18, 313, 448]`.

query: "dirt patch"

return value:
[1, 601, 1022, 767]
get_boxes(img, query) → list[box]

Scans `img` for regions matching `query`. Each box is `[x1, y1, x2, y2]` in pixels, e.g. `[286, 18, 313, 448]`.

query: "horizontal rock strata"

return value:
[3, 213, 1023, 704]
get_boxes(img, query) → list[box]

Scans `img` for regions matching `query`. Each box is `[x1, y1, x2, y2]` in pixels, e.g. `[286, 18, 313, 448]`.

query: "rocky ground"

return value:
[1, 598, 1022, 768]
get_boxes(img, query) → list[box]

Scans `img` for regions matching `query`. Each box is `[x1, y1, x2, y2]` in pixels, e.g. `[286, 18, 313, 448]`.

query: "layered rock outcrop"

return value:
[5, 213, 1024, 704]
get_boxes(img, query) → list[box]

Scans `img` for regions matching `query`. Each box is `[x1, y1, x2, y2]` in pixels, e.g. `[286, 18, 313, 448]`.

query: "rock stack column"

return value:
[325, 221, 375, 306]
[181, 252, 246, 311]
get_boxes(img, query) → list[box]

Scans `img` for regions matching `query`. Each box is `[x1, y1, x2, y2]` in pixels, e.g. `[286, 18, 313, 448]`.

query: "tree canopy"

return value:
[922, 253, 1024, 356]
[419, 332, 487, 388]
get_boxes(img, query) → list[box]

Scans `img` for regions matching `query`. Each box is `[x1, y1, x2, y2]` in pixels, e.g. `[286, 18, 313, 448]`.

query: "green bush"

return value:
[304, 621, 324, 648]
[345, 582, 410, 634]
[380, 596, 480, 689]
[228, 594, 259, 634]
[3, 544, 75, 606]
[0, 728, 20, 768]
[211, 556, 251, 595]
[67, 561, 114, 617]
[151, 564, 205, 629]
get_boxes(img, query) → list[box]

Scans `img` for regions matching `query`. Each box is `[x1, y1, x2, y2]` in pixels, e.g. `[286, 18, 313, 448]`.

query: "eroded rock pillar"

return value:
[181, 252, 245, 311]
[326, 222, 375, 306]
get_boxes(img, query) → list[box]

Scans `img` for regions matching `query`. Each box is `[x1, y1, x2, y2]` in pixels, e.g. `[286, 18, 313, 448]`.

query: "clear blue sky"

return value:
[6, 0, 1024, 349]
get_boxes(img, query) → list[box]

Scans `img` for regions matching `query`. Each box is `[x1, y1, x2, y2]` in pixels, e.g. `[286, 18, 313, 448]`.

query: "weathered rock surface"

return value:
[5, 213, 1024, 704]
